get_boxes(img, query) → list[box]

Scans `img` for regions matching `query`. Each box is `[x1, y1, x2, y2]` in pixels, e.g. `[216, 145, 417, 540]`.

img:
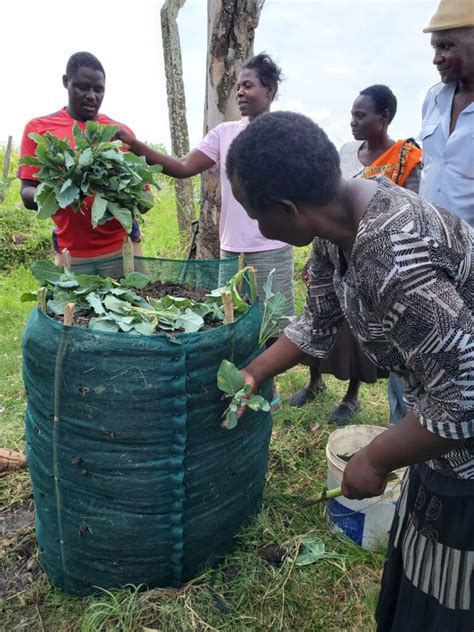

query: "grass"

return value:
[0, 182, 391, 631]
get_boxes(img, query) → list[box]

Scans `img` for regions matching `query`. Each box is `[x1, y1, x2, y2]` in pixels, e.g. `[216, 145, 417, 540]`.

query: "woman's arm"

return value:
[342, 412, 465, 499]
[115, 129, 215, 178]
[243, 334, 305, 388]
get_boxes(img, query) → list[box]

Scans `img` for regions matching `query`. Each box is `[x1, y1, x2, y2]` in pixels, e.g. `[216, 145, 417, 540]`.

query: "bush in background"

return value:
[0, 203, 52, 270]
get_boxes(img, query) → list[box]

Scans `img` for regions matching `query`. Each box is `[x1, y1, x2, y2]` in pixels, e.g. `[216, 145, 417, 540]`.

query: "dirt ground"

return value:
[0, 495, 38, 602]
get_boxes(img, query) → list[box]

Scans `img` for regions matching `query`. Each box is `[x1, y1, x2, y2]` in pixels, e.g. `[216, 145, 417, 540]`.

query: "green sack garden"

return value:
[22, 257, 272, 595]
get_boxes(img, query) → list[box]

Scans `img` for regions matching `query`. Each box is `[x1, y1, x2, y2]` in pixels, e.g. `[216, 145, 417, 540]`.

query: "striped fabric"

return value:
[376, 464, 474, 631]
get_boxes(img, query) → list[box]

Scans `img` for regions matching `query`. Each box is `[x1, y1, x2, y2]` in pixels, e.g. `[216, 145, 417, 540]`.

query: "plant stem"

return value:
[300, 473, 400, 507]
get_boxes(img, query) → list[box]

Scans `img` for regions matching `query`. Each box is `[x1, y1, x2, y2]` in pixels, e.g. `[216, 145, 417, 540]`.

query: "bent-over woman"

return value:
[226, 111, 473, 632]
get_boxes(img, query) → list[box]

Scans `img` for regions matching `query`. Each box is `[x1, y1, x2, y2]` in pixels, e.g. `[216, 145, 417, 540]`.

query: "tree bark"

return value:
[161, 0, 195, 239]
[195, 0, 264, 260]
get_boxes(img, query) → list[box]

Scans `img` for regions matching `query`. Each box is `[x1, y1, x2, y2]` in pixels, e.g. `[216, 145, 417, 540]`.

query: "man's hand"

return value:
[341, 446, 389, 500]
[114, 128, 135, 149]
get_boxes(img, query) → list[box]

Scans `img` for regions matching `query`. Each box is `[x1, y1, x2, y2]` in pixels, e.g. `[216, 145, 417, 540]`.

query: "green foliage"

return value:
[0, 204, 52, 270]
[19, 121, 163, 231]
[258, 268, 292, 347]
[23, 262, 256, 336]
[217, 359, 270, 430]
[0, 174, 16, 201]
[207, 265, 256, 314]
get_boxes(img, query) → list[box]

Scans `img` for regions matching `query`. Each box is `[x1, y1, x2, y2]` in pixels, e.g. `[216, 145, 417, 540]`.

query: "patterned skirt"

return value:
[376, 463, 474, 631]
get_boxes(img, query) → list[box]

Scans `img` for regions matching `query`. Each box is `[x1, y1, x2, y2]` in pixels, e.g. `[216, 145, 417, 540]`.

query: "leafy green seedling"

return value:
[217, 359, 270, 430]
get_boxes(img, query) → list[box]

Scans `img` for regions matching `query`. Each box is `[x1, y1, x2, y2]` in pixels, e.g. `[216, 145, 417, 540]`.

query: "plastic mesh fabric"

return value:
[22, 257, 272, 595]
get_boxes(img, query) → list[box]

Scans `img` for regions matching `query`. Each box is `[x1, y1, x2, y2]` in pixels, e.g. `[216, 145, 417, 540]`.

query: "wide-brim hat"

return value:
[423, 0, 474, 33]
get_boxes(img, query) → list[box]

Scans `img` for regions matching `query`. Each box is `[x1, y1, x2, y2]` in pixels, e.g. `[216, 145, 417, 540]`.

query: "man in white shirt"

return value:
[419, 0, 474, 226]
[390, 0, 474, 426]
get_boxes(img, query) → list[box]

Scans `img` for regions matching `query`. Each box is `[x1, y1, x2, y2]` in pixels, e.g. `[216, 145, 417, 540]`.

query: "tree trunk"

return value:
[195, 0, 264, 260]
[161, 0, 195, 239]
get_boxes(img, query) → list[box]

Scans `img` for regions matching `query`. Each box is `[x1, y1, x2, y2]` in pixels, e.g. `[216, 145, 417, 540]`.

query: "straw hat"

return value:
[423, 0, 474, 33]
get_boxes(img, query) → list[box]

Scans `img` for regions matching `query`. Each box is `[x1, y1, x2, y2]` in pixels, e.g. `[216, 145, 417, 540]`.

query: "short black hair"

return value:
[226, 111, 341, 212]
[242, 53, 282, 99]
[65, 52, 105, 79]
[359, 84, 397, 123]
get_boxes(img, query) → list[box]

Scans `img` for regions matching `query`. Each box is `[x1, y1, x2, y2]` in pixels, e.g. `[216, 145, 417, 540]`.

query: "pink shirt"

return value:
[196, 119, 287, 252]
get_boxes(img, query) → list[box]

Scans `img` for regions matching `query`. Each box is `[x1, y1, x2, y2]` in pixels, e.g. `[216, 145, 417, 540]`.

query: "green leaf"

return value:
[91, 194, 108, 228]
[35, 184, 59, 219]
[133, 321, 156, 336]
[72, 122, 83, 146]
[224, 409, 239, 430]
[55, 279, 80, 289]
[263, 268, 275, 300]
[217, 359, 245, 395]
[247, 394, 271, 412]
[19, 155, 40, 167]
[89, 317, 120, 333]
[28, 132, 47, 146]
[100, 149, 123, 162]
[31, 260, 63, 284]
[79, 147, 93, 167]
[107, 203, 133, 233]
[57, 180, 80, 208]
[86, 292, 105, 315]
[103, 294, 132, 314]
[64, 151, 75, 169]
[74, 274, 113, 294]
[47, 298, 75, 316]
[121, 272, 151, 290]
[98, 125, 117, 143]
[175, 309, 204, 333]
[294, 537, 326, 567]
[21, 291, 38, 302]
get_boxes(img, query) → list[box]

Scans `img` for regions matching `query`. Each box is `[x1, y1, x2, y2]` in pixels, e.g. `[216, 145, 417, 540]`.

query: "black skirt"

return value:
[376, 463, 474, 632]
[301, 320, 388, 383]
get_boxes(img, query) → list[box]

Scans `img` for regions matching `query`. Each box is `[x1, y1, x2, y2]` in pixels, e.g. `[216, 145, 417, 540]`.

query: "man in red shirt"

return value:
[18, 51, 142, 277]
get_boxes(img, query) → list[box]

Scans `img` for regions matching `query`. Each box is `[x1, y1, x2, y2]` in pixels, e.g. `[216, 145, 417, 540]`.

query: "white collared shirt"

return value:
[419, 82, 474, 227]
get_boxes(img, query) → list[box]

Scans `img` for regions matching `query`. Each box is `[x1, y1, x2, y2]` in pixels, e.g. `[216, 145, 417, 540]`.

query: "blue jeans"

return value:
[387, 373, 407, 424]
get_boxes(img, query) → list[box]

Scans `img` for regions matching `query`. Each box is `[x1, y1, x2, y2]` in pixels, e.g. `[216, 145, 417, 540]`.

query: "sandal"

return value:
[329, 400, 361, 426]
[289, 383, 326, 408]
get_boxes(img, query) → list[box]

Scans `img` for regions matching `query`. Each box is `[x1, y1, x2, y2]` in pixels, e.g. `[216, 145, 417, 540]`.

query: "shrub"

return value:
[0, 203, 52, 270]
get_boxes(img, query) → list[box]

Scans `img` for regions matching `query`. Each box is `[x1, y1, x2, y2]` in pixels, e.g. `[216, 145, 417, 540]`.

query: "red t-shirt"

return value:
[18, 108, 135, 257]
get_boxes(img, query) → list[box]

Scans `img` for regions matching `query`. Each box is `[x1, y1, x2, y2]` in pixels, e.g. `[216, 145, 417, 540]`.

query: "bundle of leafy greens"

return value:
[22, 261, 258, 336]
[19, 121, 162, 232]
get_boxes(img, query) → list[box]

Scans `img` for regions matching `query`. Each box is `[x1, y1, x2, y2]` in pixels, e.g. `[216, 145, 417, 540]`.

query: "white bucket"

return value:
[325, 425, 404, 550]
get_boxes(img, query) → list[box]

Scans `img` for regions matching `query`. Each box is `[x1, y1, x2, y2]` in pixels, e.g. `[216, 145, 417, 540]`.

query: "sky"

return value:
[1, 0, 441, 152]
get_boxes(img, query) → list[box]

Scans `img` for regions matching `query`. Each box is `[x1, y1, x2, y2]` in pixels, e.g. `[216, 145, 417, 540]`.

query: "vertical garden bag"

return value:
[22, 257, 272, 595]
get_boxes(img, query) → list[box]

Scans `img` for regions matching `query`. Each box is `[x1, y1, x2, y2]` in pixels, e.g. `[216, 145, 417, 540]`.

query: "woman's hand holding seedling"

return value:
[217, 360, 270, 429]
